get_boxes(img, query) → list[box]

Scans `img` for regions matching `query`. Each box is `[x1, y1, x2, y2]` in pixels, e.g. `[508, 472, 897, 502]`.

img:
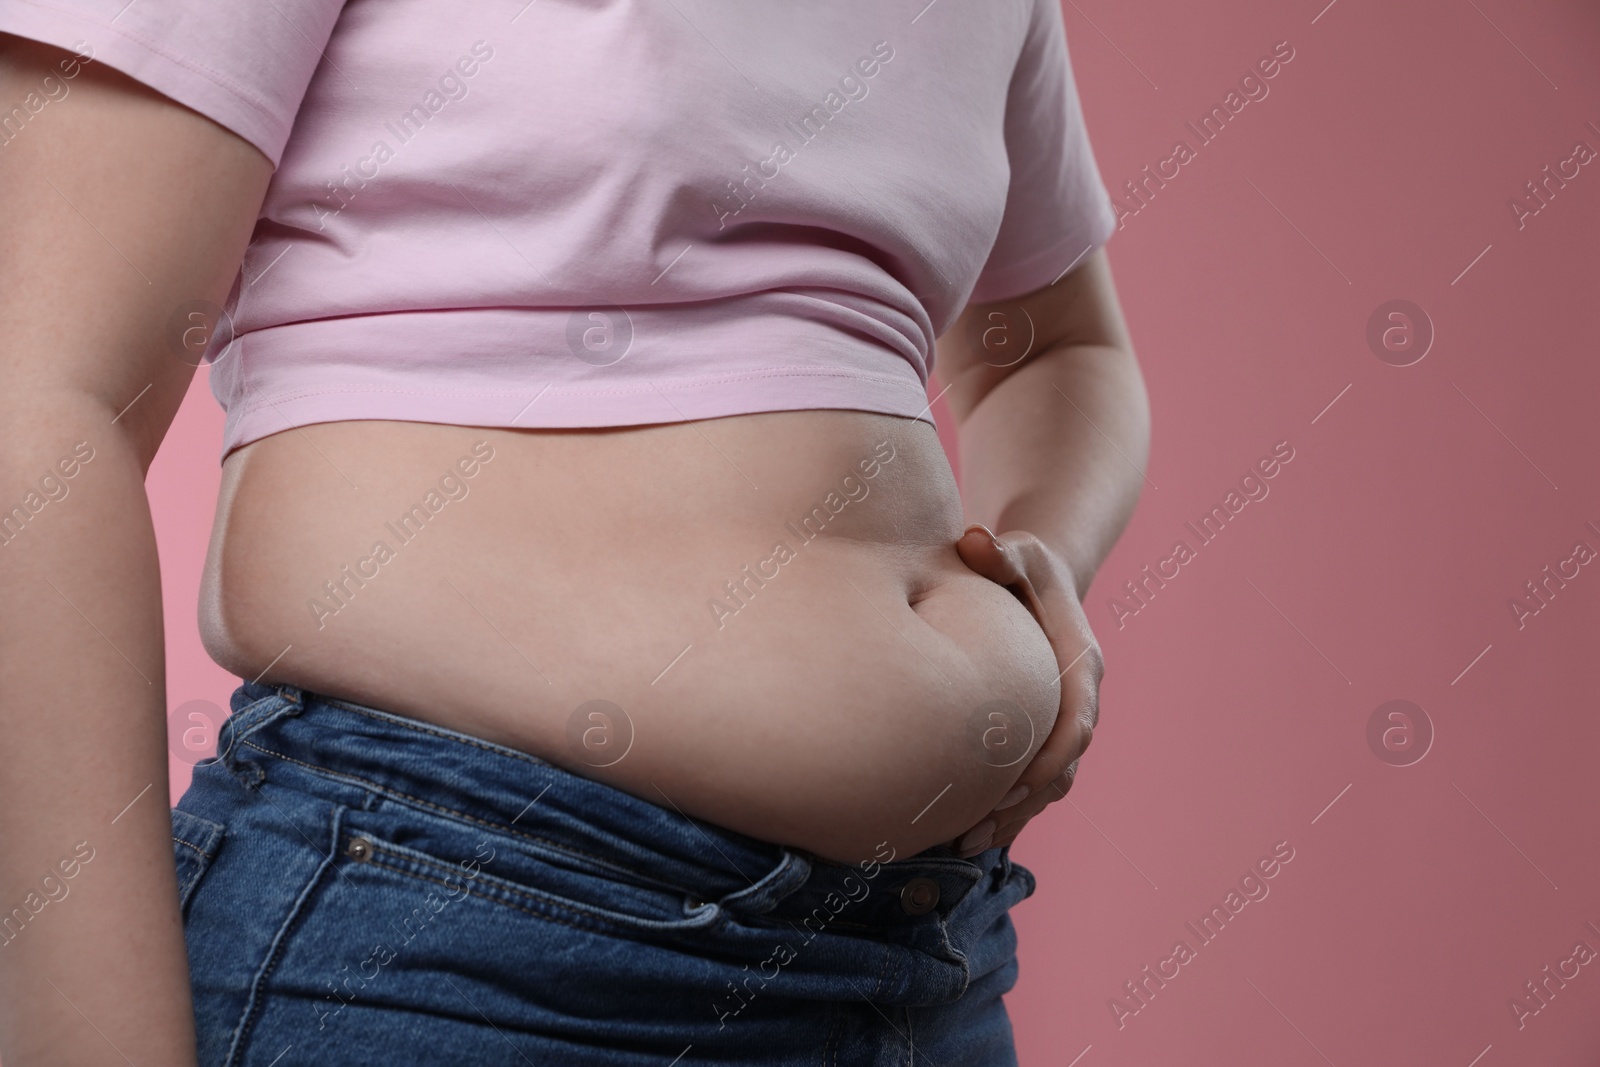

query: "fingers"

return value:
[955, 525, 1027, 591]
[958, 525, 1090, 710]
[956, 720, 1085, 857]
[998, 585, 1099, 799]
[957, 763, 1076, 857]
[954, 673, 1090, 858]
[991, 759, 1080, 848]
[950, 524, 1106, 857]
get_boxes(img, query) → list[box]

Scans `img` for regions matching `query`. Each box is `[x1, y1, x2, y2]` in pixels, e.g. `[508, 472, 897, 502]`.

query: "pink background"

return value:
[152, 0, 1600, 1063]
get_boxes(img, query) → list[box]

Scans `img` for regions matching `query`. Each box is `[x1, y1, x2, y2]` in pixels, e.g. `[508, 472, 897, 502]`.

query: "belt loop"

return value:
[718, 849, 812, 915]
[216, 685, 305, 787]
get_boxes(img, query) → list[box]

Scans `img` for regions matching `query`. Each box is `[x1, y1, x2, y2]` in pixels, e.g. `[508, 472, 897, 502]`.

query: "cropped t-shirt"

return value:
[0, 0, 1117, 457]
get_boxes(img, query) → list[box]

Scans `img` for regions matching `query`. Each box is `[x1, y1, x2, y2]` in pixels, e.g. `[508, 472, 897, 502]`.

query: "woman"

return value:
[0, 0, 1147, 1062]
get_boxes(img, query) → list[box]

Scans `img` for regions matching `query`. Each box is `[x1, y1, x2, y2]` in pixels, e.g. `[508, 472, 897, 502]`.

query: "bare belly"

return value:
[199, 410, 1061, 863]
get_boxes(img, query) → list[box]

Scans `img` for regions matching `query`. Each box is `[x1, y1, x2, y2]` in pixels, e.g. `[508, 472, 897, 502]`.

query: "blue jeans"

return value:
[171, 682, 1037, 1065]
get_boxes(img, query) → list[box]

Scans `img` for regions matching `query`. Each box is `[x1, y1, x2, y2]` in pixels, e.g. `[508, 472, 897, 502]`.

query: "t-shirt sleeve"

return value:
[0, 0, 346, 167]
[967, 0, 1117, 306]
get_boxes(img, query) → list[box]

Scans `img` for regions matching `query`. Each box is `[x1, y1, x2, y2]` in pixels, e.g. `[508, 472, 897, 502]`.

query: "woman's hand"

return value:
[950, 523, 1104, 856]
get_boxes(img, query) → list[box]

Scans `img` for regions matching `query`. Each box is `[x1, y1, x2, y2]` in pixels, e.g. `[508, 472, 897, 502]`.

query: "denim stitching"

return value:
[237, 738, 656, 884]
[222, 805, 346, 1067]
[357, 838, 724, 939]
[228, 689, 299, 736]
[871, 937, 893, 1001]
[362, 854, 608, 939]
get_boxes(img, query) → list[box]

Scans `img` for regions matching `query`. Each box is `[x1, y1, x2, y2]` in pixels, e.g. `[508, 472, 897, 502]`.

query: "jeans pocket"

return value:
[342, 804, 731, 940]
[170, 806, 226, 915]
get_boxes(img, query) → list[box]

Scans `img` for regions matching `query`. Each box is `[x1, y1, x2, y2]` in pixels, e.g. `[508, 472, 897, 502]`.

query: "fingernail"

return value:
[966, 522, 1001, 548]
[957, 819, 995, 854]
[994, 784, 1030, 810]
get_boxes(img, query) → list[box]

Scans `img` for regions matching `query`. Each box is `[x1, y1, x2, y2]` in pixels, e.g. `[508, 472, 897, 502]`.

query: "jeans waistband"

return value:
[216, 681, 802, 908]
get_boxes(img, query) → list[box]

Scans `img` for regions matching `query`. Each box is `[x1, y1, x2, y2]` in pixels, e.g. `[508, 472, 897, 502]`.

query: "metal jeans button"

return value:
[900, 877, 940, 915]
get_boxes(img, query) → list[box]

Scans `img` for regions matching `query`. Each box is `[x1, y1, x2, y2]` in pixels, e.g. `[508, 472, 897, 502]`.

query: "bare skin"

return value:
[0, 33, 1148, 1067]
[0, 36, 273, 1067]
[203, 410, 1063, 866]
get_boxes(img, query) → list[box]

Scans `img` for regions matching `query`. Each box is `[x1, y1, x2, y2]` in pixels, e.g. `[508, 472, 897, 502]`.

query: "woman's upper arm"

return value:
[934, 248, 1136, 425]
[0, 32, 272, 463]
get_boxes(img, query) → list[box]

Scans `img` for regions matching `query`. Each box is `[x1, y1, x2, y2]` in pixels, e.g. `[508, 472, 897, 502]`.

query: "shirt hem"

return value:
[0, 0, 290, 164]
[219, 371, 939, 460]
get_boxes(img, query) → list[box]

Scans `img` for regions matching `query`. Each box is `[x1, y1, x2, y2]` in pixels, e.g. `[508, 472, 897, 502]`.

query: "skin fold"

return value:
[203, 410, 1063, 865]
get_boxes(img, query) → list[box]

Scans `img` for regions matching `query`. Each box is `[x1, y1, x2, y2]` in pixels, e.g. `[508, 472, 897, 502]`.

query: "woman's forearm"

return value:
[955, 339, 1151, 600]
[0, 406, 199, 1067]
[941, 330, 1149, 855]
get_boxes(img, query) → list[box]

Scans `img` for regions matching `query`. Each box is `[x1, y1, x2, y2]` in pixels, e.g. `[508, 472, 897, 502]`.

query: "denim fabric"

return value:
[171, 682, 1037, 1066]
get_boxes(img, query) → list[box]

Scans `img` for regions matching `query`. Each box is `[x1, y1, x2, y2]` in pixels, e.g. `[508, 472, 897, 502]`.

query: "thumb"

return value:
[956, 524, 1018, 585]
[957, 524, 1037, 612]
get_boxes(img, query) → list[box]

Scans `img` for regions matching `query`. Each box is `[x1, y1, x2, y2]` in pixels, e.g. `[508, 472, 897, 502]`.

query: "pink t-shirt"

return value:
[1, 0, 1117, 457]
